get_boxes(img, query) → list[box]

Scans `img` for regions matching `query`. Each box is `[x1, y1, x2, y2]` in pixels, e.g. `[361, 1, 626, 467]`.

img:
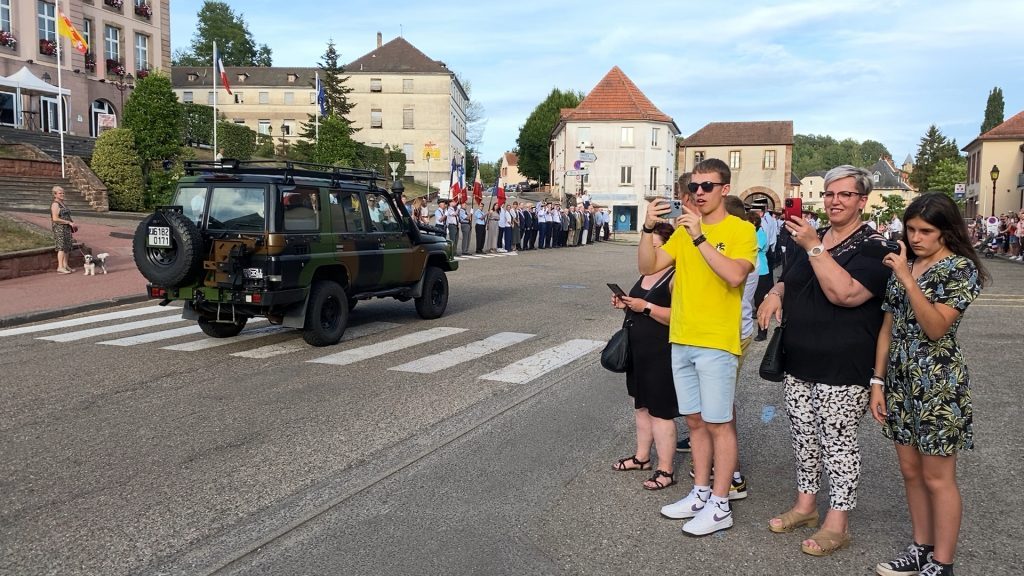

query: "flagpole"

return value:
[56, 6, 66, 178]
[314, 72, 320, 146]
[212, 41, 218, 158]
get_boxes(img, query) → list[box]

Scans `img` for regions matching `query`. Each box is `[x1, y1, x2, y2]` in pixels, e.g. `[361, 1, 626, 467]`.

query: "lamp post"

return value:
[990, 165, 1000, 216]
[111, 72, 134, 114]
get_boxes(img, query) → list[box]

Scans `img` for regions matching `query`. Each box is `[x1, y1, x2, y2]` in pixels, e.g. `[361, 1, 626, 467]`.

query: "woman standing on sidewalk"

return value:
[870, 193, 988, 576]
[50, 186, 75, 274]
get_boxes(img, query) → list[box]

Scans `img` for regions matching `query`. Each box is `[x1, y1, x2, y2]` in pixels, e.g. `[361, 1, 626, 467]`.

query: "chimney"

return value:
[377, 32, 382, 49]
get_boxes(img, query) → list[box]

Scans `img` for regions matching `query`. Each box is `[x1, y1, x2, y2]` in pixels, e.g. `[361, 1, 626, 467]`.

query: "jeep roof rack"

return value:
[184, 160, 383, 188]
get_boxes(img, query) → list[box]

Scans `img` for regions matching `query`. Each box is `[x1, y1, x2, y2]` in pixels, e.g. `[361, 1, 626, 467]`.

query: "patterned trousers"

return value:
[785, 375, 869, 511]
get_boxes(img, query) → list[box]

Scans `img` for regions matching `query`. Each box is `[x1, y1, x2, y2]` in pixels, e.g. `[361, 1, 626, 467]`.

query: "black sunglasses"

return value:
[687, 181, 726, 193]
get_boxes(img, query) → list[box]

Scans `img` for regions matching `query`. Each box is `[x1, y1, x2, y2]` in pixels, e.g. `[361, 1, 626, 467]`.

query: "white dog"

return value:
[83, 252, 109, 275]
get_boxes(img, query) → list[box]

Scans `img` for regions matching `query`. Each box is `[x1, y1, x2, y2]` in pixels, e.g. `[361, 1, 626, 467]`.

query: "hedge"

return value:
[91, 128, 145, 211]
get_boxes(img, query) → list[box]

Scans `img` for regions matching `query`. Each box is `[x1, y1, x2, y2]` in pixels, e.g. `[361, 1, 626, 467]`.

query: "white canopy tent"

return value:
[0, 66, 70, 129]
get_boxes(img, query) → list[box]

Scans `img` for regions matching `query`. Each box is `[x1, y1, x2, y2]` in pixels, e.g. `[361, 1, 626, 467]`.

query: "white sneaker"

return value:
[660, 487, 709, 519]
[496, 248, 507, 253]
[682, 497, 733, 536]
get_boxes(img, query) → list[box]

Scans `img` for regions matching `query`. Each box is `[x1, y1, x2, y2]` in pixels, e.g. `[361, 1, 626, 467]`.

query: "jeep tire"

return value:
[303, 280, 349, 346]
[198, 316, 248, 338]
[133, 211, 204, 287]
[414, 266, 448, 319]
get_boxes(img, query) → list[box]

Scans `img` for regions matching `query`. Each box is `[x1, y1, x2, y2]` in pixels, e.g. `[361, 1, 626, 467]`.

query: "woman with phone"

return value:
[610, 221, 678, 490]
[870, 193, 988, 576]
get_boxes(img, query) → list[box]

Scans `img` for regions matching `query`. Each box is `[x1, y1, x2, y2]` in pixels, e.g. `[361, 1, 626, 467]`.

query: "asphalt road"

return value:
[1, 243, 1020, 576]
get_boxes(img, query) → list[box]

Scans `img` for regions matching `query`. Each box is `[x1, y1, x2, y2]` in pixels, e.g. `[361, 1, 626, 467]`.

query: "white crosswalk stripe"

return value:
[98, 319, 270, 346]
[232, 321, 399, 359]
[161, 324, 292, 351]
[38, 315, 185, 343]
[480, 339, 606, 384]
[390, 332, 534, 373]
[0, 305, 171, 338]
[308, 326, 466, 366]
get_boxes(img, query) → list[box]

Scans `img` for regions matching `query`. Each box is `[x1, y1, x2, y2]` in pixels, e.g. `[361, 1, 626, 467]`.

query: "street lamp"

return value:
[990, 165, 1000, 216]
[111, 72, 134, 114]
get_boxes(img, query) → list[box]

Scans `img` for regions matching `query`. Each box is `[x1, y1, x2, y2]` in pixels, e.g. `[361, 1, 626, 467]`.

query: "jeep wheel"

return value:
[198, 316, 248, 338]
[133, 211, 204, 287]
[414, 266, 448, 319]
[303, 280, 349, 346]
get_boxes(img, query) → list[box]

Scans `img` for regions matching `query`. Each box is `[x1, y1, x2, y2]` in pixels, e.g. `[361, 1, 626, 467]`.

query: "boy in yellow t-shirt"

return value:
[637, 158, 757, 537]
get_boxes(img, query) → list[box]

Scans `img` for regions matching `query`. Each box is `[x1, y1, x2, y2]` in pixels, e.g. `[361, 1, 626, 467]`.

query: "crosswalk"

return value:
[1, 304, 605, 385]
[453, 251, 520, 261]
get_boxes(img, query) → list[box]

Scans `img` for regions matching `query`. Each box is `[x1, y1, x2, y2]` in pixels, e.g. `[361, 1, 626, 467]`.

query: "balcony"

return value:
[104, 0, 125, 9]
[134, 2, 153, 18]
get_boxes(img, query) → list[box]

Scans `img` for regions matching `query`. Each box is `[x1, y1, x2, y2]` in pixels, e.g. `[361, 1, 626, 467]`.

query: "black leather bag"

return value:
[601, 317, 632, 373]
[758, 323, 786, 382]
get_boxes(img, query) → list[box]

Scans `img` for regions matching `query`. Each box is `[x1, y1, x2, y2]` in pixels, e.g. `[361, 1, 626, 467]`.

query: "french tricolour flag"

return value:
[214, 42, 232, 95]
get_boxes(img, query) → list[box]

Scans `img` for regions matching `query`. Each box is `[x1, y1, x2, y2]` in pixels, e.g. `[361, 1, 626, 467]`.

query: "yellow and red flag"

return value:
[58, 10, 88, 55]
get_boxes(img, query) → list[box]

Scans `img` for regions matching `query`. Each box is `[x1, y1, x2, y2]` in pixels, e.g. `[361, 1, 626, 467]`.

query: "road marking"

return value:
[98, 319, 270, 346]
[232, 321, 400, 359]
[161, 325, 292, 351]
[480, 339, 605, 384]
[389, 332, 535, 373]
[37, 315, 185, 342]
[0, 305, 170, 338]
[307, 326, 466, 366]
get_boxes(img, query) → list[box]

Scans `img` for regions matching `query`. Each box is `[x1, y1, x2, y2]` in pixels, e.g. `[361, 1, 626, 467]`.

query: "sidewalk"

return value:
[0, 211, 151, 327]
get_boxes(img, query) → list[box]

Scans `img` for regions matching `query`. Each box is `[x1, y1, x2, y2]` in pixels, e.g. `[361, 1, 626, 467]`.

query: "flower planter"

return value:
[104, 0, 124, 9]
[134, 4, 152, 18]
[0, 31, 16, 49]
[106, 59, 126, 76]
[39, 39, 57, 56]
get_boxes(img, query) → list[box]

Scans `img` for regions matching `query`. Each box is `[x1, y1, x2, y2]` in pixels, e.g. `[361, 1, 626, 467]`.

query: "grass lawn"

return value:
[0, 214, 54, 253]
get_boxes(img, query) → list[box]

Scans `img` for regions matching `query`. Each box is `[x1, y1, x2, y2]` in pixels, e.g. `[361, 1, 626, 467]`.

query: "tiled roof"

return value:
[790, 173, 802, 186]
[562, 66, 675, 126]
[979, 109, 1024, 140]
[680, 121, 794, 147]
[171, 67, 317, 88]
[346, 37, 451, 75]
[867, 158, 910, 191]
[503, 152, 518, 166]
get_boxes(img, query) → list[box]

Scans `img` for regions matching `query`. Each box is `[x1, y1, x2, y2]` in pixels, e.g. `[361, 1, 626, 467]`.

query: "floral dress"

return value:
[51, 201, 73, 253]
[881, 255, 980, 456]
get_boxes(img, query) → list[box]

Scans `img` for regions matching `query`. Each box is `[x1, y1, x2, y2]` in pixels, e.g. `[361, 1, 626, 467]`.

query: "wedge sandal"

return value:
[800, 528, 850, 556]
[768, 508, 819, 533]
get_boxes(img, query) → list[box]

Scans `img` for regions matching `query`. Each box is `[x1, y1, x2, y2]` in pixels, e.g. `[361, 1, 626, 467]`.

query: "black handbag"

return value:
[758, 322, 786, 382]
[601, 316, 632, 373]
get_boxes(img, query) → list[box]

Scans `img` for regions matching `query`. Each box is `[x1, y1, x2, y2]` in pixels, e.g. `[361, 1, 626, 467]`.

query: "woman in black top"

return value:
[757, 166, 891, 557]
[610, 222, 678, 490]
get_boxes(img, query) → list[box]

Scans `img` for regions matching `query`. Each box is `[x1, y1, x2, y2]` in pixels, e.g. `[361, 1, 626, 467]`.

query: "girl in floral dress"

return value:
[870, 193, 989, 576]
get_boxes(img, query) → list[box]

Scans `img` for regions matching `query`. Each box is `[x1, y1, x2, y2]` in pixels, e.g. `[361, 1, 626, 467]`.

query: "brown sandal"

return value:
[612, 455, 651, 472]
[642, 470, 676, 491]
[800, 529, 850, 556]
[768, 508, 819, 533]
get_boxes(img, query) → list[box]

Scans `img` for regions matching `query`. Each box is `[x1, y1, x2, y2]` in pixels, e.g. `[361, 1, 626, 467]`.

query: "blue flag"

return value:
[315, 72, 327, 116]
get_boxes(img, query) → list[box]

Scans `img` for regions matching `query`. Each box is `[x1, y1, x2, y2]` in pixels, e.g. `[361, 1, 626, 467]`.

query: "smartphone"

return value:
[861, 239, 901, 258]
[783, 197, 802, 222]
[607, 283, 627, 298]
[665, 199, 683, 220]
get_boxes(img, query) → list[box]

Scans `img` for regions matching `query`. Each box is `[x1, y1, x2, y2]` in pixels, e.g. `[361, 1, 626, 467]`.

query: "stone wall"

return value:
[66, 156, 109, 211]
[0, 244, 86, 281]
[0, 157, 62, 177]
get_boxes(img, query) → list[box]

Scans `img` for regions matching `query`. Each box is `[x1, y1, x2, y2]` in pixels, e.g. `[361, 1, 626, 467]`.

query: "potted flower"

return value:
[39, 38, 57, 56]
[134, 2, 152, 17]
[0, 30, 16, 49]
[104, 0, 124, 8]
[84, 52, 96, 71]
[106, 59, 126, 76]
[136, 69, 150, 79]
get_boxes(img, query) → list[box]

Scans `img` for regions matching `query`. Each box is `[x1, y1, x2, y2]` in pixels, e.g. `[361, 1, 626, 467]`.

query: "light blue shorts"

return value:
[671, 344, 739, 423]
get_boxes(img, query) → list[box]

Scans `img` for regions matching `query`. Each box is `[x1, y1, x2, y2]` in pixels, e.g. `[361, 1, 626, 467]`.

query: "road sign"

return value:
[954, 182, 966, 199]
[578, 152, 597, 162]
[566, 169, 589, 176]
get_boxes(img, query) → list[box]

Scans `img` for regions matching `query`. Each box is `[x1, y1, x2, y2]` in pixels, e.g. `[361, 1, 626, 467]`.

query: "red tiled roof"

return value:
[347, 37, 451, 75]
[979, 109, 1024, 140]
[562, 66, 674, 125]
[680, 121, 794, 147]
[503, 152, 518, 166]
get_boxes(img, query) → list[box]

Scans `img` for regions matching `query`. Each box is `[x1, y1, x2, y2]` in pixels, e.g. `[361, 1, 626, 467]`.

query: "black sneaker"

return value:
[728, 474, 748, 500]
[918, 562, 953, 576]
[876, 543, 934, 576]
[676, 437, 691, 453]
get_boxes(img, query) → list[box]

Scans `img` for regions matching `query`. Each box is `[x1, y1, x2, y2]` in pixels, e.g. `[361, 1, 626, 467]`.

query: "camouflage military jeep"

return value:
[132, 160, 457, 346]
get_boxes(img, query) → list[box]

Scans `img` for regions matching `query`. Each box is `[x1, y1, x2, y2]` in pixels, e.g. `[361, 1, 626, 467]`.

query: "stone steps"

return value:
[0, 177, 93, 213]
[0, 126, 97, 161]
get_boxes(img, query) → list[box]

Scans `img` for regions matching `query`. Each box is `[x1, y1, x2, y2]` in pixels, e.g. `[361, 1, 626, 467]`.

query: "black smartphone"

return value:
[861, 239, 900, 258]
[607, 283, 627, 298]
[665, 199, 683, 219]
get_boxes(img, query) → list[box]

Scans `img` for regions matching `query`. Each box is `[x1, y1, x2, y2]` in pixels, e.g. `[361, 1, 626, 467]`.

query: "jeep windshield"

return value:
[174, 186, 267, 231]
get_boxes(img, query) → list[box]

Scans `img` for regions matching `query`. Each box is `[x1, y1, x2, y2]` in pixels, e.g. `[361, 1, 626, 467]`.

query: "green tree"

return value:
[92, 129, 145, 211]
[317, 39, 354, 120]
[180, 102, 217, 146]
[216, 121, 257, 160]
[910, 125, 960, 192]
[123, 73, 182, 165]
[870, 194, 907, 224]
[858, 139, 890, 165]
[928, 156, 968, 198]
[291, 116, 358, 165]
[516, 88, 584, 183]
[172, 1, 272, 66]
[294, 40, 357, 160]
[478, 161, 498, 184]
[980, 86, 1004, 134]
[792, 134, 892, 177]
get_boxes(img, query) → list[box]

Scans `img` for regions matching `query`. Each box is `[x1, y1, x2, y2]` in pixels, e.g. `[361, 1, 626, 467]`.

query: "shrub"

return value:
[91, 128, 145, 211]
[216, 121, 256, 160]
[180, 102, 214, 147]
[123, 73, 181, 165]
[146, 147, 196, 208]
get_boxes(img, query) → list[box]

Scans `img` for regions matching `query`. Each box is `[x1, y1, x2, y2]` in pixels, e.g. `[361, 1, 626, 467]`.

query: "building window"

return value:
[402, 143, 414, 163]
[403, 78, 413, 93]
[103, 24, 119, 62]
[258, 91, 269, 104]
[694, 151, 705, 165]
[182, 91, 193, 103]
[257, 120, 271, 135]
[283, 92, 294, 105]
[620, 166, 632, 185]
[236, 73, 248, 83]
[134, 33, 149, 71]
[309, 91, 316, 104]
[621, 127, 634, 147]
[763, 149, 776, 170]
[729, 150, 741, 169]
[650, 166, 658, 191]
[286, 73, 297, 83]
[38, 1, 56, 42]
[873, 172, 880, 183]
[282, 120, 294, 136]
[370, 108, 382, 128]
[206, 91, 214, 105]
[1, 0, 10, 35]
[233, 92, 243, 104]
[370, 78, 382, 92]
[403, 107, 413, 129]
[651, 128, 660, 147]
[81, 17, 92, 48]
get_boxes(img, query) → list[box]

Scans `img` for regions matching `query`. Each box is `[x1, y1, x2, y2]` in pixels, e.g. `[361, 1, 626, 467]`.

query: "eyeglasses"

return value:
[687, 181, 726, 194]
[822, 191, 865, 201]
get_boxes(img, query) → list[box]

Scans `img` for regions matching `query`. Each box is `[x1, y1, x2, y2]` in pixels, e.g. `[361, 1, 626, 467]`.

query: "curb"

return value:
[0, 293, 152, 329]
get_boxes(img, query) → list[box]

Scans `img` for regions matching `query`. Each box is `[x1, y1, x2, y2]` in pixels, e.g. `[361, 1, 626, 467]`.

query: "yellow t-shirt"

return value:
[661, 215, 757, 355]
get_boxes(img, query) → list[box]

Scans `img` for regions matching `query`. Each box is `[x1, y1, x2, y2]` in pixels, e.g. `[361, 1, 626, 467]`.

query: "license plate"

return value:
[147, 226, 171, 248]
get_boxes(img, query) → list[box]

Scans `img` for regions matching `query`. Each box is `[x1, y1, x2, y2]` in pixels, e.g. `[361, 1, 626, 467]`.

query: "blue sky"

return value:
[171, 0, 1024, 169]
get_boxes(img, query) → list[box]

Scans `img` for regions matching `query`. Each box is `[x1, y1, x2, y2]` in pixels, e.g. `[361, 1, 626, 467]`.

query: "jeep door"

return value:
[328, 189, 380, 292]
[365, 191, 420, 285]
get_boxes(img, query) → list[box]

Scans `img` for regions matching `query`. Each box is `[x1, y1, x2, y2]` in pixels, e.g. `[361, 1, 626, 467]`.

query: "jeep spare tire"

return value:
[133, 211, 204, 287]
